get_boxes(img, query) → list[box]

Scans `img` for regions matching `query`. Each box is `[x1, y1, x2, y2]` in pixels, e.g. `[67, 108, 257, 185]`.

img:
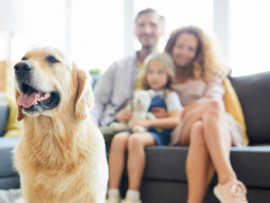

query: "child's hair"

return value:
[141, 52, 177, 91]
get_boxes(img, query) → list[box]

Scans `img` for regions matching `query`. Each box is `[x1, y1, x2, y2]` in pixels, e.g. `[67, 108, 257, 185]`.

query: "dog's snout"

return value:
[14, 62, 32, 73]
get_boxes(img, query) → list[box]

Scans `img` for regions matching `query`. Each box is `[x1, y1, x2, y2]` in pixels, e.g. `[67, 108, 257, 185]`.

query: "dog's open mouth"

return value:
[17, 83, 60, 112]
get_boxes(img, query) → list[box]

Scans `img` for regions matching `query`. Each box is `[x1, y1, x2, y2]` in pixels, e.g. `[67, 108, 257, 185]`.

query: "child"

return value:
[106, 52, 183, 203]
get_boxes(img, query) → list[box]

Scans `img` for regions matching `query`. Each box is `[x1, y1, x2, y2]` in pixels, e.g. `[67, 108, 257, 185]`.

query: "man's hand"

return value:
[131, 120, 151, 129]
[151, 107, 169, 118]
[116, 109, 133, 122]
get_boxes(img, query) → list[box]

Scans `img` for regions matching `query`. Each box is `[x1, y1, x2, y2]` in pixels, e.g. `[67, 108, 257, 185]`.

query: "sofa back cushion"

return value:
[0, 98, 9, 137]
[231, 71, 270, 144]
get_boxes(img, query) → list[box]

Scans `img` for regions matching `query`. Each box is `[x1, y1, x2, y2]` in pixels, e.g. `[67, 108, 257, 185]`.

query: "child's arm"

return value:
[151, 107, 169, 118]
[131, 110, 182, 129]
[147, 91, 183, 128]
[131, 91, 183, 129]
[147, 110, 182, 129]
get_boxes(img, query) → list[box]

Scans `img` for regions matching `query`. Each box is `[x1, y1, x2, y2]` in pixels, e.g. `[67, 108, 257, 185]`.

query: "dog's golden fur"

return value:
[13, 47, 108, 203]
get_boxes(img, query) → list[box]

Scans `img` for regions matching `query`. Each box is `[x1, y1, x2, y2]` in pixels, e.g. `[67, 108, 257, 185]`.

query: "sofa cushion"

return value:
[0, 138, 20, 177]
[0, 99, 9, 137]
[230, 72, 270, 144]
[123, 146, 270, 189]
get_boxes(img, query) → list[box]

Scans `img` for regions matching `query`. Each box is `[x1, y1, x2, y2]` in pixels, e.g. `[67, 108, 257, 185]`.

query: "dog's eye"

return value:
[47, 56, 59, 63]
[21, 57, 27, 60]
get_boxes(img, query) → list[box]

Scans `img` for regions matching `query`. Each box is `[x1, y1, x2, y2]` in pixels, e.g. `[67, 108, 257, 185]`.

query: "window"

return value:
[230, 0, 270, 76]
[11, 0, 66, 61]
[71, 0, 124, 72]
[8, 0, 124, 73]
[8, 0, 269, 76]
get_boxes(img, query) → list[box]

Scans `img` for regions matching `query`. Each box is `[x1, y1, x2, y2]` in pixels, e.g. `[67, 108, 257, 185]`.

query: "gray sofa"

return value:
[0, 98, 20, 190]
[119, 72, 270, 203]
[0, 72, 270, 203]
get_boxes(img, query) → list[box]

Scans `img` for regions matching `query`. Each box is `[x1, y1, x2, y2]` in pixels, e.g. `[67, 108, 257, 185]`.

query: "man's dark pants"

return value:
[99, 126, 116, 156]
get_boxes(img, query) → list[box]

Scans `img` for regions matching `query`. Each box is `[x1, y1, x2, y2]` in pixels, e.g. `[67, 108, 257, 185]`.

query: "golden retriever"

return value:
[13, 47, 108, 203]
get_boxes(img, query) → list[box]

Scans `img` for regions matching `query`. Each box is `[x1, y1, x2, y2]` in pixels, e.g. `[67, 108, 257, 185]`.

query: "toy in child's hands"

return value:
[110, 89, 156, 133]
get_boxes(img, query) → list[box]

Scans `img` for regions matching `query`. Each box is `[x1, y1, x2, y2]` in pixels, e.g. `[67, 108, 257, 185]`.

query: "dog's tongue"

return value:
[17, 92, 43, 108]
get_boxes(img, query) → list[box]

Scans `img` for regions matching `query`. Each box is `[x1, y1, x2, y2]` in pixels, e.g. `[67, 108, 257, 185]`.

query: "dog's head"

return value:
[14, 47, 93, 121]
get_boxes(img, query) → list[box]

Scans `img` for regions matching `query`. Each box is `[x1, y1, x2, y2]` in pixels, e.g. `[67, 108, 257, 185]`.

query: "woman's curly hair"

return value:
[165, 26, 228, 81]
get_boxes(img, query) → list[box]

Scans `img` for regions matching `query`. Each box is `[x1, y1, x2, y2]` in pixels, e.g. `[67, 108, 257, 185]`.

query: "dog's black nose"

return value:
[14, 62, 32, 73]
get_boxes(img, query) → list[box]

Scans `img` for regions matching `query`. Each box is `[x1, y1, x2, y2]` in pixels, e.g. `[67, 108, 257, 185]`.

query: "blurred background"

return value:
[0, 0, 270, 92]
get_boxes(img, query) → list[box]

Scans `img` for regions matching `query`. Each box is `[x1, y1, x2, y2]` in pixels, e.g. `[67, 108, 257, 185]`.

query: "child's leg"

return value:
[108, 132, 131, 190]
[126, 133, 156, 194]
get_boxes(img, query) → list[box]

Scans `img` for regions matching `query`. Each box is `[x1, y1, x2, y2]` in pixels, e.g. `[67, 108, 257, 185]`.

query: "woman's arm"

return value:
[197, 75, 225, 104]
[181, 75, 225, 118]
[181, 102, 199, 118]
[149, 110, 182, 128]
[131, 110, 182, 129]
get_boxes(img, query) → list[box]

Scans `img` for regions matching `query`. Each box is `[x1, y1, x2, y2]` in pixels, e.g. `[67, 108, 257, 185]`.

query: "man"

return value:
[90, 8, 165, 141]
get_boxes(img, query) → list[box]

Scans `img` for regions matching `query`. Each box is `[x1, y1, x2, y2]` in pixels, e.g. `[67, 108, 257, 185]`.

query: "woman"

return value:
[162, 26, 248, 203]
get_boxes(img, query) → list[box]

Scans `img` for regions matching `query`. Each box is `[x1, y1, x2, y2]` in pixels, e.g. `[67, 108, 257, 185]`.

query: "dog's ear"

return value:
[15, 89, 25, 121]
[75, 66, 94, 121]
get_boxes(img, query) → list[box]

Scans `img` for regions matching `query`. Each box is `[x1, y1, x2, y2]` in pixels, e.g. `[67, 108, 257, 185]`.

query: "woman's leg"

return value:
[202, 100, 236, 184]
[180, 100, 237, 185]
[127, 133, 156, 190]
[108, 132, 131, 189]
[186, 121, 215, 203]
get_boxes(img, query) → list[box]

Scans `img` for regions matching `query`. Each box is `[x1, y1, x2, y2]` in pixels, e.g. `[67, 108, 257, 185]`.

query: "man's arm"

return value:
[89, 63, 116, 124]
